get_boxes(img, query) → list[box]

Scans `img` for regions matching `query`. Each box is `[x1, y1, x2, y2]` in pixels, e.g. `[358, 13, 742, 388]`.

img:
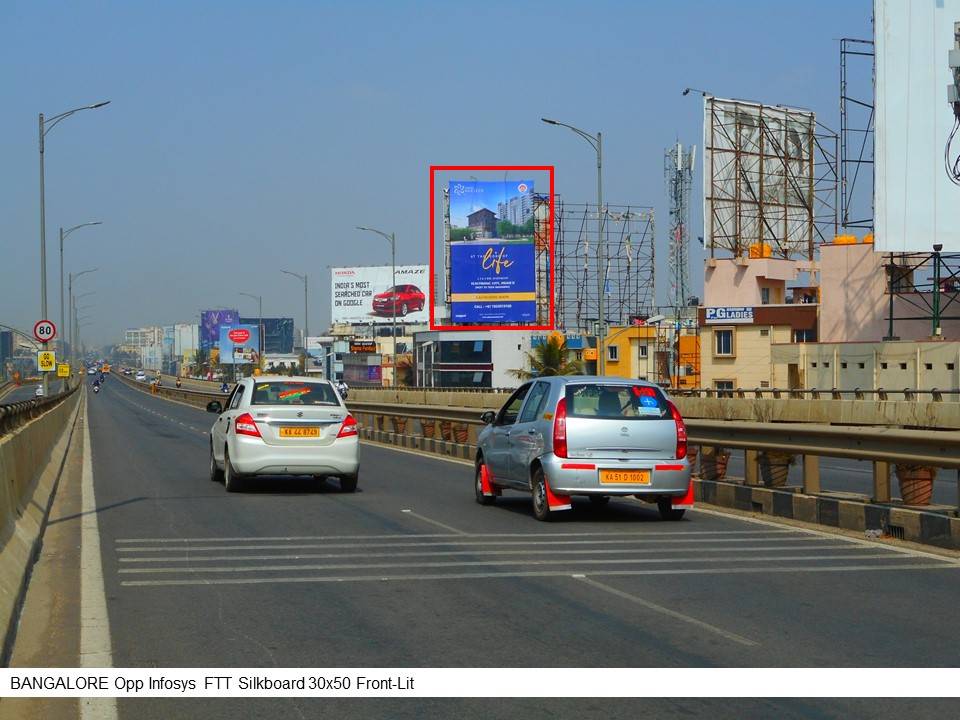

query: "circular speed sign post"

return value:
[34, 319, 57, 344]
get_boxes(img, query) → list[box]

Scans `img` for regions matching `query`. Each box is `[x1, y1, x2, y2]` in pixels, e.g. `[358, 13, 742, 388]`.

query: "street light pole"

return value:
[69, 269, 98, 366]
[239, 292, 263, 371]
[541, 117, 605, 374]
[39, 101, 109, 395]
[60, 221, 102, 360]
[356, 227, 398, 388]
[280, 271, 308, 369]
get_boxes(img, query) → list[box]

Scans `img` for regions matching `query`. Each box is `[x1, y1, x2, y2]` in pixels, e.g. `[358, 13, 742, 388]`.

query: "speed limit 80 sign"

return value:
[34, 319, 57, 343]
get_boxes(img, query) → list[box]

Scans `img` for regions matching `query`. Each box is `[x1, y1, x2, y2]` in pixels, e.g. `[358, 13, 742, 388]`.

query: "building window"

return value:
[924, 363, 932, 370]
[948, 363, 956, 371]
[794, 329, 816, 343]
[858, 362, 865, 369]
[638, 345, 648, 358]
[760, 328, 769, 337]
[823, 362, 830, 368]
[761, 287, 771, 305]
[607, 345, 619, 362]
[899, 363, 907, 370]
[881, 362, 888, 369]
[811, 362, 817, 368]
[714, 380, 734, 398]
[841, 362, 847, 369]
[760, 381, 770, 387]
[714, 328, 734, 357]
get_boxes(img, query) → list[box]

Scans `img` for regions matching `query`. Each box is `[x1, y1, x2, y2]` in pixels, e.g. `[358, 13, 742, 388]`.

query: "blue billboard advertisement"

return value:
[200, 309, 239, 351]
[450, 239, 536, 323]
[218, 324, 261, 365]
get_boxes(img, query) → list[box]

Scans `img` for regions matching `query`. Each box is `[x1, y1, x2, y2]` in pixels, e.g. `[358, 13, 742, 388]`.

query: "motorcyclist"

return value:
[221, 381, 230, 394]
[337, 380, 349, 399]
[176, 377, 182, 389]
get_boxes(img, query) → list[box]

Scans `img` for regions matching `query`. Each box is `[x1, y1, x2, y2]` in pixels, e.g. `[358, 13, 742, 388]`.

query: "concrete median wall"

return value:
[0, 388, 81, 661]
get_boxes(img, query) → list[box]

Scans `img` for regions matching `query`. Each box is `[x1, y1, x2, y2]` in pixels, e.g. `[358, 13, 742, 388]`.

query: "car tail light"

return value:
[553, 397, 567, 458]
[667, 401, 687, 460]
[234, 412, 261, 438]
[337, 414, 358, 438]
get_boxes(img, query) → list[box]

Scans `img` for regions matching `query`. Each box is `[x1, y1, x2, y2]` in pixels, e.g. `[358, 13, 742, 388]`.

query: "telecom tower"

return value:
[664, 142, 695, 311]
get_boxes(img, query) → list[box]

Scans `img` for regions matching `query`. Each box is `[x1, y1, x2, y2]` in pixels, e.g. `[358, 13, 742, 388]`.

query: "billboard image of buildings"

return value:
[199, 310, 239, 351]
[875, 0, 960, 251]
[218, 324, 261, 364]
[450, 238, 537, 323]
[448, 180, 534, 241]
[330, 265, 428, 324]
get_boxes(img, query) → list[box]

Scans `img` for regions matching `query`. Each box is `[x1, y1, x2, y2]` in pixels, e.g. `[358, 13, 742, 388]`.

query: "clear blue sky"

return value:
[0, 0, 872, 346]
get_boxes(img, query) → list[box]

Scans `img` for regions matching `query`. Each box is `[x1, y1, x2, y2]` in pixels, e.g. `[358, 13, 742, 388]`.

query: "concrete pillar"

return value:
[744, 449, 760, 486]
[802, 454, 820, 494]
[872, 461, 891, 503]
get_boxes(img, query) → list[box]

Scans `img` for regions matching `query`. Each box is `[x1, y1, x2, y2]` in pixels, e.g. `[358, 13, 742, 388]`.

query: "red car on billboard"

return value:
[372, 284, 425, 317]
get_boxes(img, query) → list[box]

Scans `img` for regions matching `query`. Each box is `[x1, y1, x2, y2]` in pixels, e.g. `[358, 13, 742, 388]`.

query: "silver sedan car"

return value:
[475, 376, 692, 521]
[207, 375, 360, 492]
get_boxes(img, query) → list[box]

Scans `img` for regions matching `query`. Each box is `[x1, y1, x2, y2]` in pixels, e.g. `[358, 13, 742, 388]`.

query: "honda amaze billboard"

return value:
[330, 265, 428, 324]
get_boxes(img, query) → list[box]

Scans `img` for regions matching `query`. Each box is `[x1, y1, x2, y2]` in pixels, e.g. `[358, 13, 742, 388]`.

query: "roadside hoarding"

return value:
[450, 238, 536, 323]
[349, 340, 377, 353]
[199, 310, 239, 351]
[240, 317, 294, 354]
[218, 324, 261, 365]
[875, 0, 960, 251]
[331, 265, 429, 325]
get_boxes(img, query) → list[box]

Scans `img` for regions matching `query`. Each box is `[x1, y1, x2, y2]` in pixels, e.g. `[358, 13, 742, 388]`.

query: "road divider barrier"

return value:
[0, 381, 81, 661]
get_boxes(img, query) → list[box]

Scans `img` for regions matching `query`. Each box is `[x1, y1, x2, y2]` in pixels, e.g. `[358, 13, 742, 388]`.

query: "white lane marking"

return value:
[120, 562, 960, 587]
[574, 575, 758, 647]
[118, 543, 865, 563]
[400, 508, 467, 535]
[115, 536, 835, 553]
[113, 529, 796, 544]
[80, 393, 119, 720]
[690, 506, 960, 565]
[117, 553, 926, 575]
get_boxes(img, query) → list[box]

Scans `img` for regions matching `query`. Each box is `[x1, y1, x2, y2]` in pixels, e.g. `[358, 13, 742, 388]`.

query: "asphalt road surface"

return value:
[35, 378, 958, 719]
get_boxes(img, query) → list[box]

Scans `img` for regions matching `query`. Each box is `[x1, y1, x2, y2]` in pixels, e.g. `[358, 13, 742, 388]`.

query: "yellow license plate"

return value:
[599, 469, 650, 485]
[279, 427, 320, 438]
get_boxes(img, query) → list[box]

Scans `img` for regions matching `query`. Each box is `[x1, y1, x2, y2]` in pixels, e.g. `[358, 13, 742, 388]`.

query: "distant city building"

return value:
[467, 208, 497, 236]
[240, 317, 293, 354]
[0, 331, 12, 378]
[413, 330, 532, 388]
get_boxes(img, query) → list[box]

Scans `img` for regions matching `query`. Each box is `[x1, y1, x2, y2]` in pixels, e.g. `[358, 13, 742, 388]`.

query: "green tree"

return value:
[509, 335, 583, 380]
[450, 227, 475, 242]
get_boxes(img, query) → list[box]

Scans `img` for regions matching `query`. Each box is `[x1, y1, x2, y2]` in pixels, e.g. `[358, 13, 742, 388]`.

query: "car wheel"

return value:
[657, 498, 685, 521]
[589, 495, 610, 507]
[340, 474, 358, 493]
[531, 467, 551, 521]
[224, 447, 243, 493]
[475, 460, 495, 506]
[399, 302, 409, 316]
[209, 445, 224, 483]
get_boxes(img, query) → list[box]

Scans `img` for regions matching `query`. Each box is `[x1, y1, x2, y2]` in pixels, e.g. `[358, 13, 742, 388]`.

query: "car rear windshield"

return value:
[250, 382, 341, 406]
[565, 383, 669, 420]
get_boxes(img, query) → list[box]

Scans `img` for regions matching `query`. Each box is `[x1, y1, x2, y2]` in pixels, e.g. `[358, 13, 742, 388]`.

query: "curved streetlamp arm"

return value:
[540, 118, 599, 153]
[42, 102, 111, 139]
[63, 221, 103, 240]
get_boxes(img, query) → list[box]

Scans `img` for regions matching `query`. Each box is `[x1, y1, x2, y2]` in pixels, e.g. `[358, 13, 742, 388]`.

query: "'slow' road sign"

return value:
[37, 351, 56, 372]
[57, 363, 71, 378]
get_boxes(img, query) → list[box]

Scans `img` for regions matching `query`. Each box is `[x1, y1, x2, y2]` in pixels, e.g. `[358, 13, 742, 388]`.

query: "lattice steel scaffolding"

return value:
[840, 38, 875, 230]
[703, 97, 839, 259]
[551, 199, 656, 332]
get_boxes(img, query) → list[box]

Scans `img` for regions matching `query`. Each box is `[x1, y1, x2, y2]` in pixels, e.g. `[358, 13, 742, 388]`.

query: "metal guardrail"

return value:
[0, 380, 79, 435]
[673, 387, 960, 401]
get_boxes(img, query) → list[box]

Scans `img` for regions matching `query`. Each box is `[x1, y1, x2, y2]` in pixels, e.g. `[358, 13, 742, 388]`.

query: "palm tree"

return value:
[509, 335, 583, 380]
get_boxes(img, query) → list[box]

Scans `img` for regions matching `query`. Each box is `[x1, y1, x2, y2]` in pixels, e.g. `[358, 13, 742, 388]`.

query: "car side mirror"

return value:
[480, 410, 496, 425]
[206, 401, 223, 414]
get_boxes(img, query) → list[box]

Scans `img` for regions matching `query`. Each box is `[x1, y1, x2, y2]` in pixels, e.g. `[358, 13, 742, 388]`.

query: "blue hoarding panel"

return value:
[450, 240, 536, 323]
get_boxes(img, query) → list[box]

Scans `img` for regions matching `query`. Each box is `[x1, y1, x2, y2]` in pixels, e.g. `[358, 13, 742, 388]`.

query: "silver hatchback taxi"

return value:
[207, 376, 360, 493]
[475, 376, 692, 521]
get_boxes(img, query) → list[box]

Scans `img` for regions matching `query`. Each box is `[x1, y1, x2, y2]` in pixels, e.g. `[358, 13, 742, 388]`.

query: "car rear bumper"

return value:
[230, 435, 359, 477]
[540, 453, 690, 496]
